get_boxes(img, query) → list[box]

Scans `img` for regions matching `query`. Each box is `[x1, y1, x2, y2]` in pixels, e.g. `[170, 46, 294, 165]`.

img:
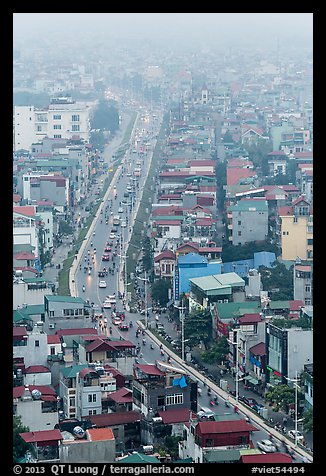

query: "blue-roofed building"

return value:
[174, 253, 222, 300]
[253, 251, 276, 269]
[222, 259, 254, 277]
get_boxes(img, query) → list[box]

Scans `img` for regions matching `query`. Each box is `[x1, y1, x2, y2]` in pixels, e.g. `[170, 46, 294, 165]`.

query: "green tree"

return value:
[260, 262, 293, 300]
[223, 130, 234, 143]
[185, 309, 212, 348]
[246, 139, 273, 169]
[221, 240, 279, 262]
[59, 220, 74, 236]
[91, 99, 119, 133]
[265, 385, 295, 412]
[200, 336, 229, 364]
[13, 416, 30, 462]
[151, 278, 170, 306]
[164, 436, 183, 459]
[90, 130, 106, 151]
[302, 408, 313, 432]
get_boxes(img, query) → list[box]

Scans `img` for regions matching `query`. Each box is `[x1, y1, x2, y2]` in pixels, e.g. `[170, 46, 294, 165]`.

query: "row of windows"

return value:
[53, 114, 80, 121]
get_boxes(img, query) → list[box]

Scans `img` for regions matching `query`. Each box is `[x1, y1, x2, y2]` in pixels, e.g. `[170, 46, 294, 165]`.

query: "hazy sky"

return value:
[13, 13, 313, 48]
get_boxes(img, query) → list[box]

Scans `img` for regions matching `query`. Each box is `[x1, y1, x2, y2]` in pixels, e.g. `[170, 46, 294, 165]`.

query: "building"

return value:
[303, 363, 313, 411]
[44, 295, 93, 333]
[293, 261, 313, 305]
[13, 384, 59, 431]
[13, 205, 40, 261]
[59, 427, 115, 463]
[14, 97, 92, 151]
[278, 197, 313, 261]
[189, 272, 245, 313]
[132, 361, 197, 417]
[227, 199, 268, 245]
[18, 429, 63, 462]
[13, 279, 55, 310]
[265, 321, 313, 387]
[13, 324, 48, 368]
[178, 419, 259, 463]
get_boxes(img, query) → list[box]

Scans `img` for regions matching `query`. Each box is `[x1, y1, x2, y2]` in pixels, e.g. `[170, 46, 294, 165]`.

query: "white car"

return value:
[121, 221, 127, 228]
[109, 233, 116, 239]
[118, 207, 123, 213]
[287, 430, 304, 442]
[98, 281, 107, 288]
[102, 301, 112, 309]
[257, 440, 277, 453]
[106, 295, 116, 304]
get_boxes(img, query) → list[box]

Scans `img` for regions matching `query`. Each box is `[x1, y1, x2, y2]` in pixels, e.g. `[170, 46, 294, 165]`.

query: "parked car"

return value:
[98, 280, 107, 288]
[257, 440, 277, 453]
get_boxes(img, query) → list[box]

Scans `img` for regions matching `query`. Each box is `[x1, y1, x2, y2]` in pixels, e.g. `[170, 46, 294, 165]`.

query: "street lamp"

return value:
[227, 330, 245, 403]
[137, 270, 150, 329]
[174, 299, 187, 361]
[285, 370, 300, 447]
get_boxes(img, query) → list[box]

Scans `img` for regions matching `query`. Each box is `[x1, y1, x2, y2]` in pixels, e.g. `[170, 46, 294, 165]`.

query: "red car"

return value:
[119, 323, 129, 331]
[106, 241, 113, 247]
[104, 246, 112, 252]
[102, 254, 110, 261]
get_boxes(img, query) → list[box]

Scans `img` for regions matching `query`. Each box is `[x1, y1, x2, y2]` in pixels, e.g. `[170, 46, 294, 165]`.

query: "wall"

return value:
[287, 328, 313, 380]
[16, 399, 58, 431]
[13, 281, 53, 310]
[280, 215, 313, 261]
[60, 438, 115, 463]
[25, 371, 51, 386]
[14, 328, 48, 367]
[232, 210, 268, 246]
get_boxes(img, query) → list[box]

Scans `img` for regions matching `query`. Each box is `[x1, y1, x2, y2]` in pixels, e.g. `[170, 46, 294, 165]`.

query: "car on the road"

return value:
[98, 280, 107, 288]
[98, 271, 105, 277]
[107, 295, 117, 304]
[257, 440, 277, 453]
[119, 323, 129, 331]
[121, 221, 127, 227]
[104, 246, 112, 252]
[126, 172, 132, 177]
[112, 317, 122, 325]
[242, 397, 263, 409]
[118, 207, 123, 213]
[287, 430, 304, 442]
[109, 233, 116, 239]
[127, 185, 132, 191]
[102, 254, 110, 261]
[102, 300, 112, 309]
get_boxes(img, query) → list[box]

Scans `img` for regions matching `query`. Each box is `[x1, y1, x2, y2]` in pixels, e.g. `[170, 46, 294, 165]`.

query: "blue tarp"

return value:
[173, 375, 187, 388]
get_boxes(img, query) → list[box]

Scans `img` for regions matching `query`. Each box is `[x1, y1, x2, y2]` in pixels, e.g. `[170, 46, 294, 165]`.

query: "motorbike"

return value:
[82, 285, 85, 292]
[225, 401, 230, 407]
[210, 400, 215, 406]
[150, 344, 154, 349]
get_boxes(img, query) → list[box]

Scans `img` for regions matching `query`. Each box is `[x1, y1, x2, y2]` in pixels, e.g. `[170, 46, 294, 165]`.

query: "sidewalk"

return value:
[42, 237, 72, 289]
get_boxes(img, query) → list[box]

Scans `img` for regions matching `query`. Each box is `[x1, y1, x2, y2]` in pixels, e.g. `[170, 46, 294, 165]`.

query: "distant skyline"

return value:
[13, 13, 313, 50]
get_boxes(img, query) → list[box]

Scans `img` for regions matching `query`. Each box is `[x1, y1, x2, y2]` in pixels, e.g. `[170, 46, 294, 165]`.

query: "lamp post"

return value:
[174, 299, 187, 361]
[285, 370, 300, 447]
[227, 330, 243, 403]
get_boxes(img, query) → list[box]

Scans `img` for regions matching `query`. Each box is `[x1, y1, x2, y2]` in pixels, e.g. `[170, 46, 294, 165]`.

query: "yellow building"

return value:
[278, 197, 313, 261]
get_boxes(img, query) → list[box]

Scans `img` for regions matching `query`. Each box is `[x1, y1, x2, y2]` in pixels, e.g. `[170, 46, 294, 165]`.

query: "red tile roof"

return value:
[135, 364, 164, 376]
[249, 342, 266, 356]
[83, 411, 141, 427]
[19, 429, 63, 443]
[289, 300, 304, 311]
[24, 365, 50, 374]
[14, 252, 36, 260]
[107, 387, 133, 404]
[13, 206, 36, 217]
[197, 420, 258, 435]
[87, 427, 115, 441]
[154, 250, 176, 262]
[47, 335, 61, 344]
[238, 314, 262, 324]
[56, 328, 97, 336]
[227, 168, 256, 186]
[278, 206, 293, 216]
[158, 408, 194, 424]
[154, 220, 182, 226]
[79, 368, 99, 378]
[13, 327, 28, 337]
[85, 338, 116, 353]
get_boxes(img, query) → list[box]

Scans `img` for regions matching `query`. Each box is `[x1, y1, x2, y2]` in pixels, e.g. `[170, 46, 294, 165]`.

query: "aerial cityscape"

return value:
[13, 13, 313, 467]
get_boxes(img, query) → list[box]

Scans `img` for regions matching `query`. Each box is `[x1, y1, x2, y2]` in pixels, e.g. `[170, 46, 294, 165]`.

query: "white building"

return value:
[14, 97, 92, 152]
[13, 206, 39, 259]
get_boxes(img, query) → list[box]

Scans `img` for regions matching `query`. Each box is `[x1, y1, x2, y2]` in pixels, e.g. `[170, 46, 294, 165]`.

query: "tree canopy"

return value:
[91, 99, 119, 133]
[200, 336, 229, 364]
[185, 309, 212, 348]
[260, 262, 293, 300]
[13, 416, 30, 462]
[221, 240, 279, 262]
[151, 278, 170, 306]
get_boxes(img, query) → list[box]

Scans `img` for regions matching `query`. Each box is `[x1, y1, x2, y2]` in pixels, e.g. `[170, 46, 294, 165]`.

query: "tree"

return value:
[265, 385, 295, 412]
[260, 262, 293, 300]
[302, 408, 313, 433]
[221, 240, 279, 262]
[91, 99, 119, 133]
[200, 336, 229, 364]
[163, 436, 183, 459]
[13, 416, 30, 462]
[151, 278, 170, 306]
[185, 309, 212, 348]
[246, 139, 273, 169]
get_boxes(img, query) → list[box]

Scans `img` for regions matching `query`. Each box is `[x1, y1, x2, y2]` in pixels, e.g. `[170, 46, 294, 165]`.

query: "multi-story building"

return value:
[132, 361, 197, 417]
[293, 261, 313, 305]
[13, 205, 40, 261]
[13, 324, 48, 368]
[265, 321, 313, 387]
[14, 97, 92, 151]
[278, 197, 313, 261]
[43, 295, 93, 334]
[227, 199, 268, 246]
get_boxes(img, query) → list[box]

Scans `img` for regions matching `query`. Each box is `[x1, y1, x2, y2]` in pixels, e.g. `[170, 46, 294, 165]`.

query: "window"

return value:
[307, 239, 313, 246]
[53, 124, 61, 130]
[166, 393, 183, 406]
[35, 340, 39, 347]
[50, 347, 55, 355]
[49, 311, 54, 317]
[72, 114, 80, 122]
[88, 394, 92, 403]
[238, 231, 242, 236]
[53, 115, 61, 120]
[238, 220, 241, 225]
[92, 394, 96, 402]
[69, 397, 75, 407]
[54, 134, 62, 138]
[305, 285, 311, 293]
[71, 124, 80, 132]
[293, 217, 298, 223]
